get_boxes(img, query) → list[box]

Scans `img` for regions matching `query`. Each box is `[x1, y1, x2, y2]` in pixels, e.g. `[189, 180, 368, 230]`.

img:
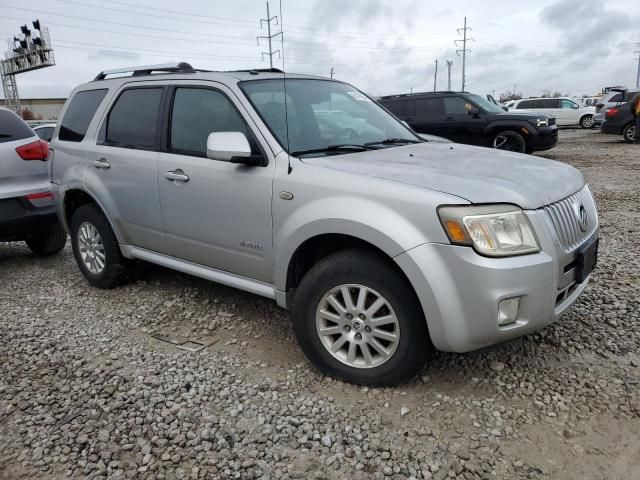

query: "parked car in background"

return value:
[32, 123, 57, 142]
[379, 91, 558, 153]
[594, 88, 639, 126]
[51, 63, 597, 386]
[601, 102, 636, 143]
[508, 97, 596, 128]
[0, 108, 66, 255]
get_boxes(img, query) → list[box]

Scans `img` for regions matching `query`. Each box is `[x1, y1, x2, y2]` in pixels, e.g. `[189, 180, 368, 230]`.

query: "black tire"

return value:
[25, 223, 67, 256]
[291, 249, 430, 386]
[580, 115, 594, 129]
[491, 130, 526, 153]
[623, 123, 636, 143]
[70, 204, 127, 289]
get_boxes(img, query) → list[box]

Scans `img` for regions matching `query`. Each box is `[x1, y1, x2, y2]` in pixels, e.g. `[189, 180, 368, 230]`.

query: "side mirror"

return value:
[572, 104, 579, 109]
[206, 132, 264, 166]
[468, 107, 481, 116]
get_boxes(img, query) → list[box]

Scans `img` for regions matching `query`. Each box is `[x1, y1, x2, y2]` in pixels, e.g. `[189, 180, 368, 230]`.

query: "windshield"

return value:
[466, 94, 505, 114]
[240, 79, 419, 156]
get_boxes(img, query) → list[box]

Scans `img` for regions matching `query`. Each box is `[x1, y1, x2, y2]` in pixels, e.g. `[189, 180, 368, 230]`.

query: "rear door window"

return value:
[104, 88, 163, 149]
[516, 100, 534, 109]
[0, 109, 33, 143]
[59, 89, 108, 142]
[415, 98, 445, 116]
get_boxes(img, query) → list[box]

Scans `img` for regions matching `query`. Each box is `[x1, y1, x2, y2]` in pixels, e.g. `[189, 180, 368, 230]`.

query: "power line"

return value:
[257, 2, 282, 69]
[455, 16, 473, 91]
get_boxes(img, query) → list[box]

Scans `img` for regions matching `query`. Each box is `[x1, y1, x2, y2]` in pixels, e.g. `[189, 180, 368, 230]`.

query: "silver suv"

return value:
[0, 108, 66, 255]
[51, 63, 599, 386]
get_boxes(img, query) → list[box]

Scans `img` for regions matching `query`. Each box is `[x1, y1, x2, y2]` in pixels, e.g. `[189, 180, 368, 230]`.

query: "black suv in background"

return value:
[601, 102, 636, 143]
[379, 91, 558, 153]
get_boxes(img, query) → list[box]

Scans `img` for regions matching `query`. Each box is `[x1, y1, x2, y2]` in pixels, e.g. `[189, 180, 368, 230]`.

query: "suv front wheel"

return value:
[291, 249, 429, 386]
[492, 130, 526, 153]
[70, 204, 128, 289]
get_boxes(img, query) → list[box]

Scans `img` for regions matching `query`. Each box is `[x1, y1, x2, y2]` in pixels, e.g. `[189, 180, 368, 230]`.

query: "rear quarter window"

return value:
[0, 109, 34, 143]
[59, 89, 108, 142]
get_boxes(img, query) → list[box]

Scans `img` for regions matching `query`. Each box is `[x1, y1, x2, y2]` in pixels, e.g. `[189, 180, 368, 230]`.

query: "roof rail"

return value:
[93, 62, 197, 81]
[228, 68, 285, 74]
[379, 90, 464, 99]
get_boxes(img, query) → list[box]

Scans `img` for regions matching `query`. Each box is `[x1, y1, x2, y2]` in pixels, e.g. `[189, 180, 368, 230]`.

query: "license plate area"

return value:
[575, 237, 598, 284]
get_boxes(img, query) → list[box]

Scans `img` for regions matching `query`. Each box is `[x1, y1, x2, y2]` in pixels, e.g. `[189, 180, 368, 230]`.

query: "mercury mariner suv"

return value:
[50, 63, 599, 386]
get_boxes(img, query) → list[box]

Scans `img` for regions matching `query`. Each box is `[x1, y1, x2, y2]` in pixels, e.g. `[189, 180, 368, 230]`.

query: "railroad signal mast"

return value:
[0, 20, 55, 115]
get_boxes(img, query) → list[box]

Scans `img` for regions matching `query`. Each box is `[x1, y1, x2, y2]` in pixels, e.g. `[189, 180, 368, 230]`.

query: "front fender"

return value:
[273, 194, 446, 292]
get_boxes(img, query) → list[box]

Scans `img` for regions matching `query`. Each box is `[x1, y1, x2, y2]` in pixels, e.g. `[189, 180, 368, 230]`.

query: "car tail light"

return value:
[596, 103, 604, 109]
[606, 108, 619, 118]
[25, 191, 54, 201]
[15, 139, 49, 161]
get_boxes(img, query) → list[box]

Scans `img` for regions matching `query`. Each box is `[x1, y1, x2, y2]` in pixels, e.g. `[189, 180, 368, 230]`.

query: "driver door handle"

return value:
[164, 170, 189, 183]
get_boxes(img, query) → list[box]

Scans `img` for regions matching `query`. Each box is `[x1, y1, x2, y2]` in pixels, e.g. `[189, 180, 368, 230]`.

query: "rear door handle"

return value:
[164, 170, 189, 182]
[93, 159, 110, 169]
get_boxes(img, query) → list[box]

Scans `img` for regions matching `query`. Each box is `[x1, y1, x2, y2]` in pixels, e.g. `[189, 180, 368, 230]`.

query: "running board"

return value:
[121, 245, 275, 300]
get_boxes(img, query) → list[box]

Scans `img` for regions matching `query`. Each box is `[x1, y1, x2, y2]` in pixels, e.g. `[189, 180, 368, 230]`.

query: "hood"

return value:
[492, 111, 548, 121]
[302, 143, 584, 210]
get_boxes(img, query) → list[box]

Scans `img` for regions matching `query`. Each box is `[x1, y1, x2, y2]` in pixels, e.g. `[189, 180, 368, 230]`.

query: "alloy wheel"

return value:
[315, 284, 400, 369]
[77, 221, 105, 274]
[493, 133, 522, 152]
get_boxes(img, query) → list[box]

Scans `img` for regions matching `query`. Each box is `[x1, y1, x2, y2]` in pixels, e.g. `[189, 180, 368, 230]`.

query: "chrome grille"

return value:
[542, 185, 598, 252]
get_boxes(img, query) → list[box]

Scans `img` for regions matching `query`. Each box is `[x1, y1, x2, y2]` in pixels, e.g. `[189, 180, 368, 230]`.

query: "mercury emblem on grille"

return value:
[575, 203, 588, 232]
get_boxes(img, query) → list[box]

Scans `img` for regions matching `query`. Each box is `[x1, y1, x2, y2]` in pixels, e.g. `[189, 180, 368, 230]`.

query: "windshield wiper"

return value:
[364, 138, 421, 147]
[291, 144, 374, 157]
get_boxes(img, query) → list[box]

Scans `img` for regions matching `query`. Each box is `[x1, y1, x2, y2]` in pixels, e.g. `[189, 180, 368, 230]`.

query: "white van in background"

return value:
[508, 97, 596, 128]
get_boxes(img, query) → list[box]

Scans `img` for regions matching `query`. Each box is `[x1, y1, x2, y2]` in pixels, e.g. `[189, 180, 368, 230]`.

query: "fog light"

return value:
[498, 297, 521, 326]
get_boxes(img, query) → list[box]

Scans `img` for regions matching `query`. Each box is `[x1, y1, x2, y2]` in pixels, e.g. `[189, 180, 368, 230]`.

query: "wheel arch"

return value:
[63, 188, 126, 244]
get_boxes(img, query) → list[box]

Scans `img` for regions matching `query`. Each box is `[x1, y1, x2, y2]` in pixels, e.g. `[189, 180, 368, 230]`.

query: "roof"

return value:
[379, 91, 467, 100]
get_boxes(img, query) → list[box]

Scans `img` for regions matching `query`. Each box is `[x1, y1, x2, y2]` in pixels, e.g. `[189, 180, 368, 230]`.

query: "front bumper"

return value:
[527, 126, 558, 152]
[395, 211, 597, 353]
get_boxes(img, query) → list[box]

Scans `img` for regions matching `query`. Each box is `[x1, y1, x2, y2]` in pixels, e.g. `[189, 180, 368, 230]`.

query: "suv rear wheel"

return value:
[623, 123, 636, 143]
[580, 115, 594, 129]
[291, 249, 429, 386]
[492, 130, 526, 153]
[25, 223, 67, 256]
[70, 204, 128, 288]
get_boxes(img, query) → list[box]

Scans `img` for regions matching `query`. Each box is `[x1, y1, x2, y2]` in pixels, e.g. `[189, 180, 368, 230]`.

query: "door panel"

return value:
[157, 83, 274, 282]
[87, 85, 166, 252]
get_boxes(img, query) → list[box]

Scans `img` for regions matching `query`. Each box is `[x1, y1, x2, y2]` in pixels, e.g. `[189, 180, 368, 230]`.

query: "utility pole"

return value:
[635, 43, 640, 88]
[330, 66, 335, 79]
[257, 2, 282, 69]
[455, 17, 473, 92]
[433, 59, 438, 92]
[446, 60, 453, 90]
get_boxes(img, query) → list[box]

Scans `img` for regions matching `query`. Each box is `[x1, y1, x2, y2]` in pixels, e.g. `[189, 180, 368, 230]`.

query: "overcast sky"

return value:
[1, 0, 638, 100]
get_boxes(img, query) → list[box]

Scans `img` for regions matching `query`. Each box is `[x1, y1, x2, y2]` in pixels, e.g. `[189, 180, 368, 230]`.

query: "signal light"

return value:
[32, 19, 41, 31]
[15, 140, 49, 161]
[20, 25, 31, 36]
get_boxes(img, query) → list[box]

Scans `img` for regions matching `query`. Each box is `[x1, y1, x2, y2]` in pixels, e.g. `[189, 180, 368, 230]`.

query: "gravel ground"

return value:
[1, 129, 639, 480]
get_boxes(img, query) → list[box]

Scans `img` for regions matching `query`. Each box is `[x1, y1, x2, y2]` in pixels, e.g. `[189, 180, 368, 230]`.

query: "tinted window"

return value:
[444, 96, 473, 115]
[59, 89, 107, 142]
[623, 91, 638, 101]
[609, 93, 623, 102]
[0, 109, 34, 143]
[383, 100, 404, 116]
[542, 99, 560, 108]
[516, 100, 535, 109]
[35, 126, 55, 142]
[105, 88, 162, 149]
[170, 88, 248, 156]
[415, 98, 444, 116]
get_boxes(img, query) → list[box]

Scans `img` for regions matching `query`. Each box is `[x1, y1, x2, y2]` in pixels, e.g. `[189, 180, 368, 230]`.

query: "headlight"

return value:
[530, 118, 549, 128]
[438, 205, 540, 257]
